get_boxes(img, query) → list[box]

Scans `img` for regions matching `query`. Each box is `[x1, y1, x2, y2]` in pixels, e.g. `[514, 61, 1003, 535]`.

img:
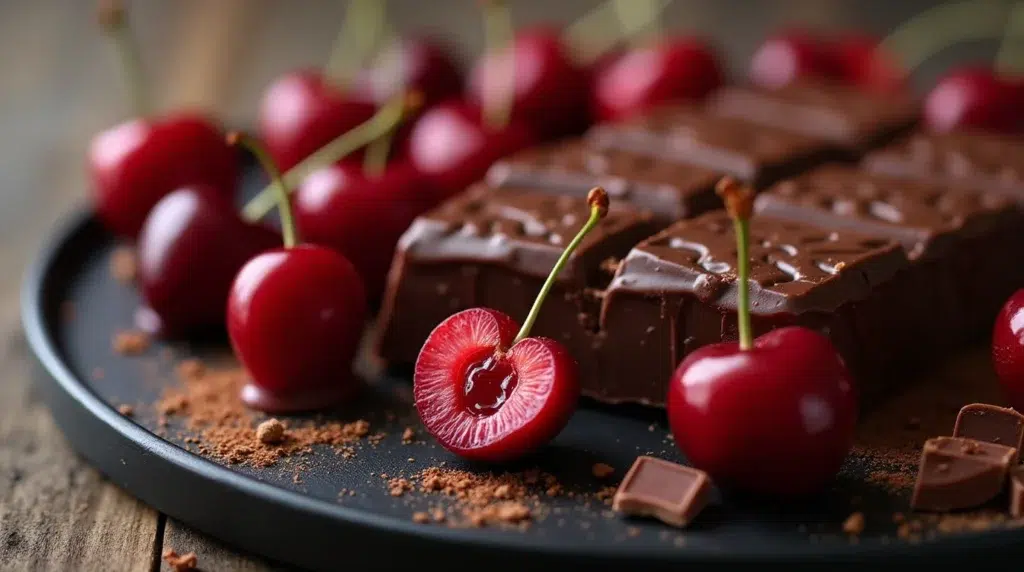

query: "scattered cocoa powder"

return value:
[110, 246, 137, 284]
[401, 427, 416, 443]
[412, 511, 430, 524]
[161, 549, 197, 571]
[842, 512, 865, 535]
[176, 358, 205, 380]
[117, 404, 134, 417]
[256, 419, 285, 444]
[112, 330, 150, 355]
[591, 463, 614, 479]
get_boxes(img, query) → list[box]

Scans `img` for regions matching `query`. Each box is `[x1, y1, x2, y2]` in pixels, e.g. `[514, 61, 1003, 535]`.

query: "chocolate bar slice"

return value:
[585, 104, 836, 188]
[911, 437, 1016, 512]
[595, 210, 909, 405]
[486, 140, 722, 223]
[953, 403, 1024, 463]
[706, 81, 919, 154]
[613, 456, 712, 528]
[376, 185, 657, 374]
[861, 130, 1024, 201]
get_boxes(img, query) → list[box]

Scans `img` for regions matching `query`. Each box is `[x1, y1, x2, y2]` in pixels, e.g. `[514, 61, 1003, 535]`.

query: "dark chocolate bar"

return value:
[585, 103, 836, 188]
[706, 81, 919, 154]
[911, 437, 1016, 512]
[612, 456, 712, 528]
[486, 140, 722, 223]
[861, 130, 1024, 201]
[953, 403, 1024, 463]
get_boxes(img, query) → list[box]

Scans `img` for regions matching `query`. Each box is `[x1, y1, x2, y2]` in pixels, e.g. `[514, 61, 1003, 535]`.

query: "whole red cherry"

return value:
[355, 36, 462, 108]
[592, 36, 724, 122]
[993, 289, 1024, 410]
[414, 188, 611, 462]
[749, 30, 840, 89]
[667, 179, 857, 496]
[924, 67, 1024, 134]
[831, 34, 906, 93]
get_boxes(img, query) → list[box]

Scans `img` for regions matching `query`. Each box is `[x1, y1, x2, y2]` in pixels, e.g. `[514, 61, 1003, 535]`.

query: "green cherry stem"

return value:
[324, 0, 386, 87]
[716, 177, 754, 351]
[511, 187, 610, 347]
[241, 91, 422, 221]
[98, 0, 149, 117]
[481, 0, 515, 131]
[229, 132, 299, 249]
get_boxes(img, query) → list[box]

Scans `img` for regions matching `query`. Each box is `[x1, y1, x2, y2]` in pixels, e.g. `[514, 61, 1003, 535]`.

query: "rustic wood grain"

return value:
[162, 520, 289, 572]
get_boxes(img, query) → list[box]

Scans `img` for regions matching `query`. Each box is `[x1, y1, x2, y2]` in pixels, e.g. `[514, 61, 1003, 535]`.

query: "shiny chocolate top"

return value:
[608, 210, 908, 314]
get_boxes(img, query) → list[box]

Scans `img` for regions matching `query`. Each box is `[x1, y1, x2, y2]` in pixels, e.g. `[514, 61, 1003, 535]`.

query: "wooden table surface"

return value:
[0, 0, 1012, 569]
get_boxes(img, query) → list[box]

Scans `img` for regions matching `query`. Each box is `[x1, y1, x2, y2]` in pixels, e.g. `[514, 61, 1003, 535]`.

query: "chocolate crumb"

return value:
[402, 427, 416, 443]
[110, 246, 137, 284]
[592, 463, 615, 479]
[431, 508, 446, 522]
[162, 549, 197, 571]
[112, 330, 149, 355]
[256, 419, 285, 444]
[843, 512, 865, 535]
[117, 404, 134, 417]
[412, 512, 430, 524]
[599, 257, 621, 275]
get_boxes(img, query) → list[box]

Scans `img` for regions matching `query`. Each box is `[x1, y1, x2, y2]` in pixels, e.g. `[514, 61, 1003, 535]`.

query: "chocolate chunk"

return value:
[612, 456, 711, 528]
[585, 103, 835, 188]
[707, 81, 919, 153]
[953, 403, 1024, 462]
[911, 437, 1016, 512]
[486, 140, 722, 223]
[1010, 467, 1024, 518]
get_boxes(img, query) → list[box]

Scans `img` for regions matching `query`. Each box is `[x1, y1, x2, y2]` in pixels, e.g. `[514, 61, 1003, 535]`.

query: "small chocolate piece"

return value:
[707, 81, 919, 153]
[1010, 467, 1024, 518]
[910, 437, 1016, 512]
[953, 403, 1024, 462]
[612, 456, 711, 528]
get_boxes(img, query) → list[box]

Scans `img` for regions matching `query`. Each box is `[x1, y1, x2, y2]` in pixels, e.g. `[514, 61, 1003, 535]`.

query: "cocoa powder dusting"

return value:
[112, 330, 150, 355]
[110, 245, 137, 284]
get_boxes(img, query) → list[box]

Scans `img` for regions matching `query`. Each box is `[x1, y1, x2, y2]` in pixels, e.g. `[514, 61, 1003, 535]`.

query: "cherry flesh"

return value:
[404, 100, 536, 200]
[992, 289, 1024, 410]
[832, 34, 906, 93]
[135, 185, 280, 338]
[748, 30, 840, 89]
[227, 244, 368, 413]
[293, 161, 436, 298]
[667, 326, 858, 496]
[89, 113, 237, 239]
[924, 67, 1024, 134]
[466, 26, 590, 137]
[592, 36, 724, 122]
[414, 308, 579, 462]
[257, 70, 377, 171]
[355, 36, 462, 108]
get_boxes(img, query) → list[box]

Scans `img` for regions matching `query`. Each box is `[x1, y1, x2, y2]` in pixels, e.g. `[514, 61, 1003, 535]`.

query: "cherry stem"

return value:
[241, 91, 422, 221]
[716, 177, 754, 351]
[563, 0, 672, 64]
[362, 123, 396, 178]
[324, 0, 386, 87]
[229, 132, 299, 249]
[481, 0, 515, 131]
[612, 0, 666, 48]
[98, 0, 149, 117]
[511, 188, 610, 347]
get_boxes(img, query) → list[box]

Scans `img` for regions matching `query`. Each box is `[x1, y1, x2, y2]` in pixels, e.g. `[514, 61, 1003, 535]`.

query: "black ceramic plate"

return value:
[21, 191, 1024, 569]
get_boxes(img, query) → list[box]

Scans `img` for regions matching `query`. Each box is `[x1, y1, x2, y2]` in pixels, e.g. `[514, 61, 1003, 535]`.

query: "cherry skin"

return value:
[924, 67, 1024, 134]
[414, 308, 579, 462]
[257, 70, 377, 171]
[748, 30, 840, 90]
[466, 26, 590, 137]
[992, 289, 1024, 410]
[831, 34, 906, 93]
[227, 244, 368, 413]
[592, 36, 724, 122]
[293, 162, 436, 298]
[89, 113, 237, 239]
[134, 185, 280, 338]
[355, 36, 462, 108]
[667, 326, 858, 496]
[404, 99, 536, 200]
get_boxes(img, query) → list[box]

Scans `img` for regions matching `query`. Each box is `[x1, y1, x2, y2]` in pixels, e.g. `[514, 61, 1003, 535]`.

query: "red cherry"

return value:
[257, 70, 377, 171]
[294, 162, 436, 297]
[467, 25, 590, 136]
[404, 100, 536, 199]
[992, 289, 1024, 410]
[135, 185, 279, 338]
[831, 34, 906, 93]
[226, 132, 368, 413]
[592, 36, 724, 122]
[355, 36, 462, 108]
[748, 30, 840, 90]
[413, 188, 613, 462]
[89, 113, 238, 239]
[924, 67, 1024, 134]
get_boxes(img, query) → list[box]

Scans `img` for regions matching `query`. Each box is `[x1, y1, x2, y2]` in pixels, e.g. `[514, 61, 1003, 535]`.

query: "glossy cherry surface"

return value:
[404, 100, 536, 199]
[992, 289, 1024, 410]
[667, 326, 858, 496]
[355, 36, 462, 108]
[135, 185, 280, 338]
[257, 70, 377, 171]
[748, 30, 839, 89]
[227, 245, 368, 413]
[89, 113, 237, 239]
[592, 37, 723, 122]
[924, 67, 1024, 134]
[414, 308, 579, 462]
[294, 162, 435, 297]
[832, 34, 906, 93]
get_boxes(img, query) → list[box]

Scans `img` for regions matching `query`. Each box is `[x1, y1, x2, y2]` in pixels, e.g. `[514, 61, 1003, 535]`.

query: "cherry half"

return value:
[90, 1, 236, 239]
[226, 132, 367, 413]
[924, 67, 1024, 134]
[992, 289, 1024, 411]
[134, 185, 280, 338]
[413, 189, 612, 462]
[666, 179, 858, 496]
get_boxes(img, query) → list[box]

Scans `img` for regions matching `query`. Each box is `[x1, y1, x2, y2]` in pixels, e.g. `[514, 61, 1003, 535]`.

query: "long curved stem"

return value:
[732, 217, 752, 350]
[230, 132, 298, 248]
[481, 0, 515, 131]
[99, 0, 149, 116]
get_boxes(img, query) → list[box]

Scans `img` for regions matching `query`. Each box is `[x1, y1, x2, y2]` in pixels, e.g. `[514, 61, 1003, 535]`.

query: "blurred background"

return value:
[0, 0, 1018, 314]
